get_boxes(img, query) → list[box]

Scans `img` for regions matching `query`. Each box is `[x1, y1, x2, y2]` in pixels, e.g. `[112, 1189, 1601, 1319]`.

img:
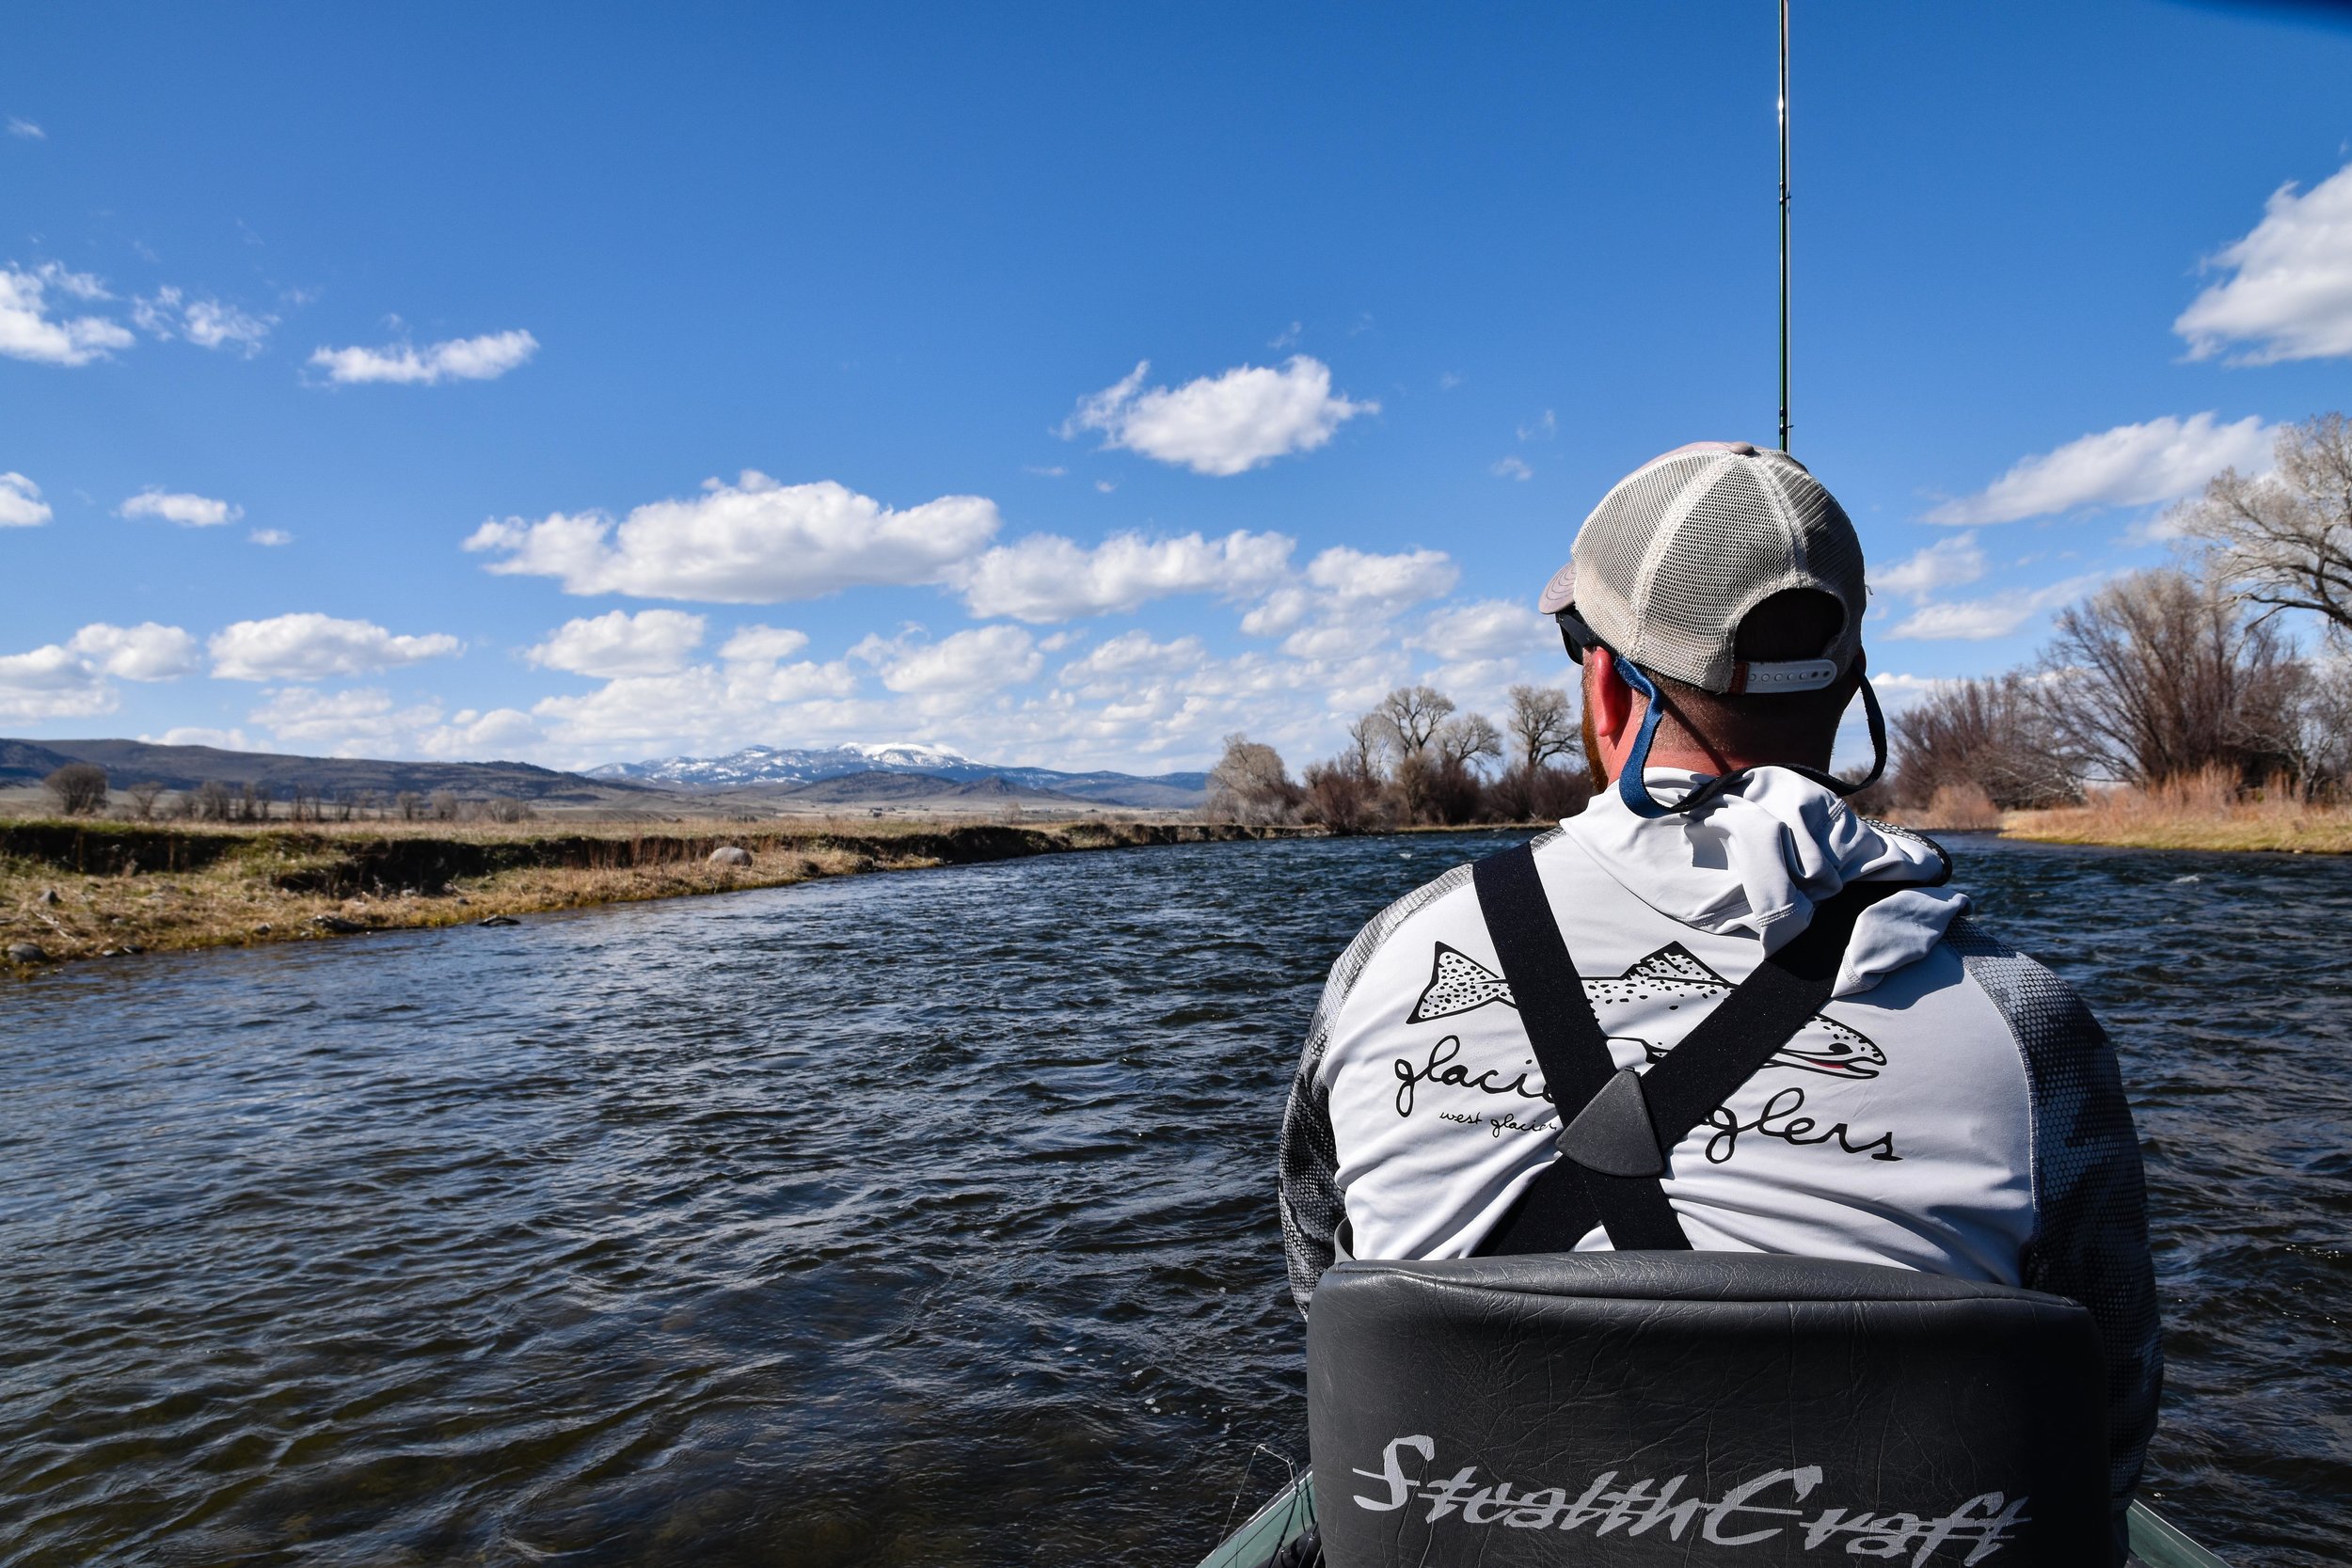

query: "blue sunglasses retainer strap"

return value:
[1611, 657, 1889, 820]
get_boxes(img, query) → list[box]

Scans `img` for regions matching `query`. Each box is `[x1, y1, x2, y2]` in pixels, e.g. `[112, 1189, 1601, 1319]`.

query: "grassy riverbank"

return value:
[1, 817, 1310, 977]
[1897, 773, 2352, 854]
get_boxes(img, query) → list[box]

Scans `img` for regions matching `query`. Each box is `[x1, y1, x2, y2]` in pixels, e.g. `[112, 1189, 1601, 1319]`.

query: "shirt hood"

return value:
[1565, 766, 1966, 997]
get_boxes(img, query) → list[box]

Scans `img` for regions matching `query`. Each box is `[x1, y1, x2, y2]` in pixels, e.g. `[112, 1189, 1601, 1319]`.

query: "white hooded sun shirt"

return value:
[1279, 768, 2160, 1522]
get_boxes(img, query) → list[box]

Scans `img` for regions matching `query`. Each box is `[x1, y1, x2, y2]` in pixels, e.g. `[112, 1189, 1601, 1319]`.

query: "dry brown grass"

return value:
[0, 818, 1301, 976]
[1887, 781, 2006, 833]
[2003, 767, 2352, 853]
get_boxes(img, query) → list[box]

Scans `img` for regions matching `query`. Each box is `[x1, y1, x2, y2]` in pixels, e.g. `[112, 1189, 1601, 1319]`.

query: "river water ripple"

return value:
[1, 834, 2345, 1565]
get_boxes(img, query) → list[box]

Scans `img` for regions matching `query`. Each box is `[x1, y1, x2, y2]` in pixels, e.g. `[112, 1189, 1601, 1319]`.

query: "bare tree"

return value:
[2170, 412, 2352, 635]
[395, 791, 424, 821]
[1301, 760, 1381, 832]
[428, 789, 459, 821]
[194, 779, 233, 821]
[1432, 712, 1503, 772]
[237, 781, 270, 822]
[127, 780, 167, 820]
[1890, 675, 2076, 810]
[1505, 684, 1577, 772]
[1375, 685, 1454, 758]
[2039, 566, 2308, 787]
[1343, 714, 1391, 779]
[1204, 733, 1302, 825]
[43, 763, 108, 816]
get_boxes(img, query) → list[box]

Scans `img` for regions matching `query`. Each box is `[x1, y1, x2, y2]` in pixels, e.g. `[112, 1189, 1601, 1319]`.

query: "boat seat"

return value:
[1307, 1252, 2113, 1566]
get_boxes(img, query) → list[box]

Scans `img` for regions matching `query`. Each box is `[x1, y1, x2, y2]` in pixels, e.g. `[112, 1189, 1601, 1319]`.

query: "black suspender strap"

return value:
[1470, 845, 1687, 1254]
[1470, 840, 1916, 1257]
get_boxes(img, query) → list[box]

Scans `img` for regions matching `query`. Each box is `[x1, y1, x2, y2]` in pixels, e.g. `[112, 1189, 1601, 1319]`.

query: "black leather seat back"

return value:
[1308, 1253, 2109, 1567]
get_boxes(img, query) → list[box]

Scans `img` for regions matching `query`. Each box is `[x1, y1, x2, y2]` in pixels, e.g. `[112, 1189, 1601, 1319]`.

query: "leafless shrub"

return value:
[395, 791, 424, 821]
[1205, 734, 1302, 825]
[485, 796, 532, 824]
[1301, 761, 1382, 832]
[1915, 781, 2004, 832]
[127, 780, 167, 820]
[428, 789, 459, 821]
[1890, 674, 2076, 810]
[2039, 566, 2308, 788]
[44, 763, 108, 816]
[193, 780, 233, 821]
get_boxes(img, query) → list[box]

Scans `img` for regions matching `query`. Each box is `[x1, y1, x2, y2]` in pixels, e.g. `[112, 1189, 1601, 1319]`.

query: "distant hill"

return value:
[0, 736, 651, 803]
[591, 741, 1209, 808]
[1, 736, 1210, 813]
[774, 770, 1089, 805]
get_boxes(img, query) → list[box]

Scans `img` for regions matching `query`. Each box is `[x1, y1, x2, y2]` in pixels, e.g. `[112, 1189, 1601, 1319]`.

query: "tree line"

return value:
[37, 765, 535, 825]
[1206, 681, 1593, 830]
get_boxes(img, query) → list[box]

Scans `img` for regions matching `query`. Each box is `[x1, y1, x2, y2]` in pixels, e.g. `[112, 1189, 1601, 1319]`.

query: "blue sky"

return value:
[5, 1, 2350, 774]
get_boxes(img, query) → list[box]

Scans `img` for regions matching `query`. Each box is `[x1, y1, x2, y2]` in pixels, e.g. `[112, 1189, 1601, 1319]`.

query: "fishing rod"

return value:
[1778, 0, 1791, 454]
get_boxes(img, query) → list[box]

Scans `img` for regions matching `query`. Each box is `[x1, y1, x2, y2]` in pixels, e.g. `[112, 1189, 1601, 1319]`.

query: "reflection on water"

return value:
[1, 833, 2344, 1565]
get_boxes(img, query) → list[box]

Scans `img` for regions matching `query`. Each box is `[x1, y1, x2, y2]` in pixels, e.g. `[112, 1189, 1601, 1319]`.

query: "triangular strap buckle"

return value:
[1557, 1067, 1665, 1178]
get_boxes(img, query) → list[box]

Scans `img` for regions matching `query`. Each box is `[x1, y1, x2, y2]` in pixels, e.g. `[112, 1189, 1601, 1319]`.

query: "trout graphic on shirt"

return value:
[1406, 941, 1886, 1080]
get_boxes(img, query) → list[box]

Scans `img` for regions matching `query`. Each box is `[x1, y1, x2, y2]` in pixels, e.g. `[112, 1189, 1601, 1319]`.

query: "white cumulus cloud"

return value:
[718, 625, 812, 663]
[526, 609, 707, 678]
[1057, 630, 1208, 681]
[531, 659, 860, 750]
[420, 707, 544, 758]
[209, 613, 464, 681]
[1885, 577, 2102, 641]
[70, 622, 200, 680]
[0, 643, 114, 721]
[1305, 546, 1460, 615]
[250, 687, 444, 752]
[8, 118, 43, 140]
[0, 471, 52, 527]
[954, 529, 1295, 622]
[310, 328, 538, 386]
[2175, 160, 2352, 364]
[0, 621, 197, 720]
[857, 626, 1041, 694]
[248, 528, 293, 546]
[466, 472, 1002, 603]
[1872, 533, 1988, 598]
[119, 488, 242, 528]
[1411, 599, 1554, 662]
[0, 262, 134, 366]
[1064, 356, 1376, 476]
[1925, 413, 2275, 526]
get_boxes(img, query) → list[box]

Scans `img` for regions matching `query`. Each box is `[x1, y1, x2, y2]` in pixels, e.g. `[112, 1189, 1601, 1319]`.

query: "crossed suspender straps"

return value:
[1470, 841, 1915, 1257]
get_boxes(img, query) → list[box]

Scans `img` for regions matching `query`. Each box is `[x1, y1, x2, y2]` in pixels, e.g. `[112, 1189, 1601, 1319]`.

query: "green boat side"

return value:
[1192, 1472, 2230, 1568]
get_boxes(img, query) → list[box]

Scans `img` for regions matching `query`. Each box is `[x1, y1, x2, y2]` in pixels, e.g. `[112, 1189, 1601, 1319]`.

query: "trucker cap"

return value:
[1537, 441, 1866, 696]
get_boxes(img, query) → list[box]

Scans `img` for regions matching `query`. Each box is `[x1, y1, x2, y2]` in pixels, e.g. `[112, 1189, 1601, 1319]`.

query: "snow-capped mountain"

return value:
[587, 742, 1209, 806]
[589, 742, 989, 788]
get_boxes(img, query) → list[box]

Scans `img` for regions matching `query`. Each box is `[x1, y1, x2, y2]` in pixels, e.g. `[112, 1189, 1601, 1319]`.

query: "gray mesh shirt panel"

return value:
[1945, 915, 2162, 1531]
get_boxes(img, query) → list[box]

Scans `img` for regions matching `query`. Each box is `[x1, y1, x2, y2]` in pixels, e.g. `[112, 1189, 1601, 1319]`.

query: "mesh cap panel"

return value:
[1561, 445, 1866, 693]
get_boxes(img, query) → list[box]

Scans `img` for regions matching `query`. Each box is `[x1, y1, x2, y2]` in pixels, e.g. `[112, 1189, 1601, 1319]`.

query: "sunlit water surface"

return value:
[2, 833, 2344, 1566]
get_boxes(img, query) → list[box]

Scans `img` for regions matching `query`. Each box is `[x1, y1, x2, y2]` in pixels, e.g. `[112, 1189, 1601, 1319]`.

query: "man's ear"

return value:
[1587, 645, 1633, 743]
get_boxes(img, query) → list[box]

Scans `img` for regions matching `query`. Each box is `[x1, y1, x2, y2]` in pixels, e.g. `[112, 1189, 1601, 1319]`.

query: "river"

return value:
[2, 832, 2344, 1566]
